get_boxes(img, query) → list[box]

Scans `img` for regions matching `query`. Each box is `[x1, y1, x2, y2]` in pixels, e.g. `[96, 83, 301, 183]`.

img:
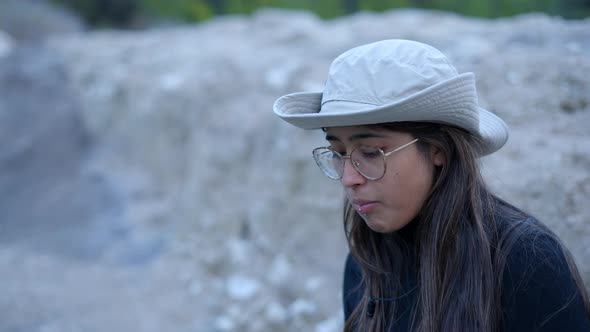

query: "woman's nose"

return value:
[340, 158, 366, 187]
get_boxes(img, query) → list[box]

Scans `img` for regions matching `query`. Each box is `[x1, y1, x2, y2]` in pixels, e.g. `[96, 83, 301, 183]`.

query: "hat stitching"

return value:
[321, 75, 474, 110]
[320, 99, 378, 107]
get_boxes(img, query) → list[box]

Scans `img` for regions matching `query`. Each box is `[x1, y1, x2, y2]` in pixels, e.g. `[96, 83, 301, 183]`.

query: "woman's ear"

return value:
[430, 145, 445, 166]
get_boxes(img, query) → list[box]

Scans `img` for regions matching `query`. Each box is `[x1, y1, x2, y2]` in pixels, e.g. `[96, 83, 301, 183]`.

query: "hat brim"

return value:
[477, 106, 509, 156]
[273, 74, 508, 156]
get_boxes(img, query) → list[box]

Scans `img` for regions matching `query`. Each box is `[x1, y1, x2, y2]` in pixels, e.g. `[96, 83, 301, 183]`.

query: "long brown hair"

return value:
[343, 122, 590, 331]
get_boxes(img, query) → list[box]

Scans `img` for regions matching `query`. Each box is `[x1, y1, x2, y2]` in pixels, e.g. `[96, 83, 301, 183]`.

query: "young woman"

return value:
[273, 40, 590, 331]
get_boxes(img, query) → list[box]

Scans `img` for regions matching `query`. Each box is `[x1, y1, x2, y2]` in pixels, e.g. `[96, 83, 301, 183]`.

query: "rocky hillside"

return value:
[1, 5, 589, 332]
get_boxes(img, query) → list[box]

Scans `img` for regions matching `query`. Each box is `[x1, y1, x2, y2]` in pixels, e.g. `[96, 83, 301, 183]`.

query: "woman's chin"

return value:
[363, 216, 394, 233]
[362, 214, 409, 234]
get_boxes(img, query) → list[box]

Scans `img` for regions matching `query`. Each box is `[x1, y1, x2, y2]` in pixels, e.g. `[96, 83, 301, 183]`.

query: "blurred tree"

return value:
[410, 0, 427, 8]
[140, 0, 212, 22]
[54, 0, 590, 27]
[206, 0, 226, 14]
[55, 0, 138, 26]
[343, 0, 358, 14]
[315, 0, 345, 17]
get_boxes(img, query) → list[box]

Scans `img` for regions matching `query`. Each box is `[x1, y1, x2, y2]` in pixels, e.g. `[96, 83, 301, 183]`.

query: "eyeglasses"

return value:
[312, 139, 419, 180]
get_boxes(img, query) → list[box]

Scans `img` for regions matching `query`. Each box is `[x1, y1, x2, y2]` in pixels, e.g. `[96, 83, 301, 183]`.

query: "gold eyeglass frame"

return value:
[312, 138, 419, 180]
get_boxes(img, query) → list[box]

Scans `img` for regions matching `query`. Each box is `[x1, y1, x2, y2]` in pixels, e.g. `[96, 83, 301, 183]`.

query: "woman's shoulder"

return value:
[500, 217, 573, 297]
[497, 215, 590, 331]
[499, 216, 566, 267]
[490, 201, 569, 272]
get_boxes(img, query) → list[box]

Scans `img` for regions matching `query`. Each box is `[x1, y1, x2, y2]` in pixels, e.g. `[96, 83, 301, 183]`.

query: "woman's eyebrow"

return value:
[349, 133, 387, 141]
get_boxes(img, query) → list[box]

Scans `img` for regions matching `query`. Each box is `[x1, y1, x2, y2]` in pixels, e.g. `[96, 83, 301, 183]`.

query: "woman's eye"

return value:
[362, 151, 380, 159]
[358, 147, 381, 159]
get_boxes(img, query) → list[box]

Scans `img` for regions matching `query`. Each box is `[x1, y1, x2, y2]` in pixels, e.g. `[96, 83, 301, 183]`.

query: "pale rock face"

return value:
[1, 6, 589, 332]
[0, 0, 83, 41]
[0, 31, 13, 58]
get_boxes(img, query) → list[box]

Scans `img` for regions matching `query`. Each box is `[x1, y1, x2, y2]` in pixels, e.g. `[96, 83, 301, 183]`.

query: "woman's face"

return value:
[324, 125, 442, 233]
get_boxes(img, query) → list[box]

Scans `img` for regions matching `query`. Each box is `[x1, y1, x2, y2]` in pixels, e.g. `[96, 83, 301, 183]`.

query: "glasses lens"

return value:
[313, 148, 342, 179]
[351, 146, 385, 180]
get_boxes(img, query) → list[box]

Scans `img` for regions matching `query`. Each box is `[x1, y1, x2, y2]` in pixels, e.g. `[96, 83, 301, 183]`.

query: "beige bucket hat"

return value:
[273, 39, 508, 156]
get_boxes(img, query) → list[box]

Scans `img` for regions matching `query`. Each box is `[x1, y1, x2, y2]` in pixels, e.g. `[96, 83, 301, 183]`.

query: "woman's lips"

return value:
[353, 200, 378, 214]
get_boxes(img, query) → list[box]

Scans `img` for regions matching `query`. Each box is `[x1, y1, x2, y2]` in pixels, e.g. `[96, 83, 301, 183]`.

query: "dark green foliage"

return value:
[52, 0, 590, 27]
[53, 0, 138, 26]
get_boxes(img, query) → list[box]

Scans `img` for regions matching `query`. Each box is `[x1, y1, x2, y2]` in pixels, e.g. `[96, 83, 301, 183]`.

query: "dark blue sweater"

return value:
[343, 220, 590, 331]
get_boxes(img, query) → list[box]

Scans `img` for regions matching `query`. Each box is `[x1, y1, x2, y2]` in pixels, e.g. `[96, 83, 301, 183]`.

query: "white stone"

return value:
[288, 298, 317, 317]
[214, 315, 235, 331]
[315, 316, 342, 332]
[265, 302, 288, 322]
[268, 254, 291, 284]
[265, 61, 301, 90]
[304, 276, 323, 292]
[160, 72, 185, 91]
[0, 30, 13, 58]
[226, 275, 261, 301]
